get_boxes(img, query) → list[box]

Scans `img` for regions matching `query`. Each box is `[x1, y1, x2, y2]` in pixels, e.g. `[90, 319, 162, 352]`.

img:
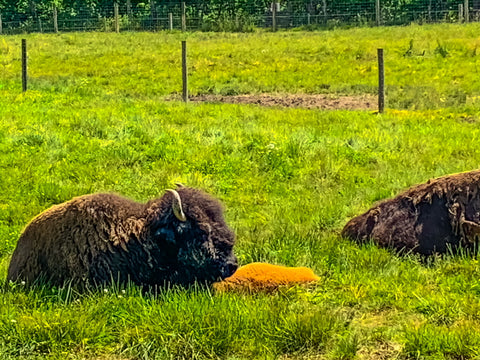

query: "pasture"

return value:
[1, 24, 480, 359]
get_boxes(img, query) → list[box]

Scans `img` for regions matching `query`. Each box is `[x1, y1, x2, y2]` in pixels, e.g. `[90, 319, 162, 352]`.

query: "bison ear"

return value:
[166, 189, 187, 222]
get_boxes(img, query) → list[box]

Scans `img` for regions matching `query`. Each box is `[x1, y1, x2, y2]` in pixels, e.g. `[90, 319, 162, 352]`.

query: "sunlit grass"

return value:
[1, 23, 480, 108]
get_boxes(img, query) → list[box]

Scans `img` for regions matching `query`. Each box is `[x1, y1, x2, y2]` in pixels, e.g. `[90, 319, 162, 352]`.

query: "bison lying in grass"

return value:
[342, 170, 480, 255]
[7, 186, 238, 289]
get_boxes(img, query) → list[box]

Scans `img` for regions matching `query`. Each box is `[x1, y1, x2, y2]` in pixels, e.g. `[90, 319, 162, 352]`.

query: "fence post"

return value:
[272, 2, 277, 31]
[375, 0, 381, 25]
[0, 13, 2, 35]
[126, 0, 132, 30]
[22, 39, 28, 92]
[459, 4, 463, 22]
[287, 0, 292, 27]
[114, 2, 119, 33]
[181, 2, 186, 31]
[53, 5, 58, 33]
[150, 0, 156, 30]
[169, 13, 173, 30]
[126, 0, 132, 18]
[322, 0, 327, 24]
[464, 0, 469, 22]
[182, 41, 188, 102]
[377, 48, 385, 114]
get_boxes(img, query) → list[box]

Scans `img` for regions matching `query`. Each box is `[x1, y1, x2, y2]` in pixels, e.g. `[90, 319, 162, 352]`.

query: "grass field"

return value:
[1, 24, 480, 359]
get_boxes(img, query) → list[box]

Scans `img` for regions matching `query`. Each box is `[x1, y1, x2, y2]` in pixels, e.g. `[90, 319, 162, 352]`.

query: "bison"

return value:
[342, 170, 480, 255]
[7, 186, 238, 288]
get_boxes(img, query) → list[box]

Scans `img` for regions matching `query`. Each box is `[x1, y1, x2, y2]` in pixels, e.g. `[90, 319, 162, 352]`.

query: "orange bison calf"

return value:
[7, 186, 238, 288]
[342, 170, 480, 255]
[213, 262, 320, 293]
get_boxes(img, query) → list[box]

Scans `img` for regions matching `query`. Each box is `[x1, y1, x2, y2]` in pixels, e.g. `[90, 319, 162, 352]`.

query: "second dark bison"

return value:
[342, 170, 480, 255]
[7, 186, 238, 288]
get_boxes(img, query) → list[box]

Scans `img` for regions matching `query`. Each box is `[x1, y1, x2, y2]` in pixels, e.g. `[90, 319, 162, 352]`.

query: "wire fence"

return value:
[0, 0, 478, 34]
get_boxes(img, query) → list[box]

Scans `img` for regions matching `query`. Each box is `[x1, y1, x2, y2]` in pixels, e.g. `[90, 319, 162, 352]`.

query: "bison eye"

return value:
[176, 222, 190, 236]
[154, 227, 176, 246]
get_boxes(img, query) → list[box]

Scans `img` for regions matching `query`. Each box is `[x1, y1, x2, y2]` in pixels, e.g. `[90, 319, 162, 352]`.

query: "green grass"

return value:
[2, 24, 480, 359]
[2, 23, 480, 108]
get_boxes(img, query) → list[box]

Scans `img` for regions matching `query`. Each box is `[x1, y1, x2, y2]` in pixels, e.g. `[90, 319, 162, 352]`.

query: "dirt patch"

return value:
[189, 93, 377, 110]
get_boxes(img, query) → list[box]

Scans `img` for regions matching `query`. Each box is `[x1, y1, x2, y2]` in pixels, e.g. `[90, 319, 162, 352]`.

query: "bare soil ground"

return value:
[189, 93, 377, 110]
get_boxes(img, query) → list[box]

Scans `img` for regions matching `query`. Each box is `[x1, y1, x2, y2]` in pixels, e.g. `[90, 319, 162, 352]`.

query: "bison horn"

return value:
[175, 182, 185, 188]
[166, 189, 187, 222]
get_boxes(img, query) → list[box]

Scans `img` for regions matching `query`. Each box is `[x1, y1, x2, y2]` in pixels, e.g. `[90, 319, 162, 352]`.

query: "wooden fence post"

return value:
[459, 4, 463, 22]
[322, 0, 327, 24]
[126, 0, 132, 18]
[0, 13, 3, 35]
[182, 41, 188, 102]
[53, 5, 58, 33]
[464, 0, 469, 22]
[272, 2, 277, 31]
[114, 2, 119, 33]
[375, 0, 381, 25]
[22, 39, 28, 92]
[181, 2, 186, 31]
[150, 0, 156, 29]
[377, 48, 385, 113]
[169, 13, 173, 30]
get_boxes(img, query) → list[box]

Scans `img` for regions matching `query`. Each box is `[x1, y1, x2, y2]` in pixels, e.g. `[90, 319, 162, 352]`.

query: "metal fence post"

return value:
[377, 48, 385, 114]
[182, 41, 188, 102]
[22, 39, 28, 92]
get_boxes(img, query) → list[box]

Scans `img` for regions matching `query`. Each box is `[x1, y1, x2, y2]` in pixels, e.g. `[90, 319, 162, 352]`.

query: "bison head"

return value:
[147, 186, 238, 286]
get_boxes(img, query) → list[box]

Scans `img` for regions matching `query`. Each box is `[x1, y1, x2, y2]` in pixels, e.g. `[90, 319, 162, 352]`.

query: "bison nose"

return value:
[222, 262, 238, 279]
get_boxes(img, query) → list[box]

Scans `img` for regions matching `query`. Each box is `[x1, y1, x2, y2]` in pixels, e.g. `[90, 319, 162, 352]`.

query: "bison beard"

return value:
[7, 186, 238, 288]
[342, 170, 480, 255]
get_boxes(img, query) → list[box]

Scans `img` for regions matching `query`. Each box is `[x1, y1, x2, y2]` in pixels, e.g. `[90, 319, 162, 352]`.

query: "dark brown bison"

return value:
[342, 170, 480, 255]
[7, 186, 238, 288]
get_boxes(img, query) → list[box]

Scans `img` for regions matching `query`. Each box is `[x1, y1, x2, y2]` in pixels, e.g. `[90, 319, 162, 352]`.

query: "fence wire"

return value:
[0, 0, 477, 34]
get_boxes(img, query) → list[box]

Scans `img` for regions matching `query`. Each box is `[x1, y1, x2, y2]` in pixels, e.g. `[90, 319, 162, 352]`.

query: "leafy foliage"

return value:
[0, 0, 470, 32]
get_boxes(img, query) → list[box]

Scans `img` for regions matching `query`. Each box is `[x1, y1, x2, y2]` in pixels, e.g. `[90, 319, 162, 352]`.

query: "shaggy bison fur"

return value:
[342, 170, 480, 255]
[7, 186, 238, 288]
